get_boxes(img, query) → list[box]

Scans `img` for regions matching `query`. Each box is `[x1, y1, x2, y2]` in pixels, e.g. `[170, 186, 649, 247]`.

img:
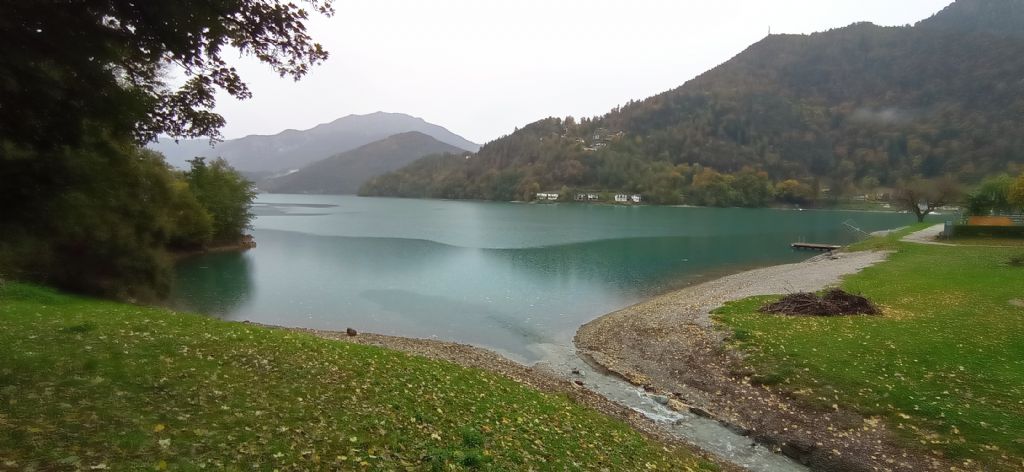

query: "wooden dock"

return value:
[791, 242, 841, 251]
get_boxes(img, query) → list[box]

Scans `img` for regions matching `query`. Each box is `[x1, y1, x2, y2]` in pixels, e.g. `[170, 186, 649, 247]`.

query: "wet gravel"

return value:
[575, 250, 959, 472]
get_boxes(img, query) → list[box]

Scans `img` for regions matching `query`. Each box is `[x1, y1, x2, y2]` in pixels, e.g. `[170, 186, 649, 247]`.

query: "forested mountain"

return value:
[148, 112, 479, 172]
[260, 132, 468, 194]
[362, 0, 1024, 206]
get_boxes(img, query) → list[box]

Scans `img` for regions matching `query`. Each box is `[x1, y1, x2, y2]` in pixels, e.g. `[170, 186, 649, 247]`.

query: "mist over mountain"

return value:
[362, 0, 1024, 205]
[260, 132, 468, 194]
[148, 112, 479, 173]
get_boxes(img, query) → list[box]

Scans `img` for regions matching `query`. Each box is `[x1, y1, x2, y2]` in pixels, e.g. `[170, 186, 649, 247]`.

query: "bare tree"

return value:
[895, 178, 962, 222]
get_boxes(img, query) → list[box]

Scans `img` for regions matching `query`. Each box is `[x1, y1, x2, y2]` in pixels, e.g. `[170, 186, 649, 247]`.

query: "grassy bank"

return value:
[714, 238, 1024, 469]
[0, 283, 715, 471]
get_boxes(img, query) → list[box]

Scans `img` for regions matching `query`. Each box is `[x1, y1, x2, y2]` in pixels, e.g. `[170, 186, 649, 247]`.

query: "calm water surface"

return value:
[170, 195, 919, 362]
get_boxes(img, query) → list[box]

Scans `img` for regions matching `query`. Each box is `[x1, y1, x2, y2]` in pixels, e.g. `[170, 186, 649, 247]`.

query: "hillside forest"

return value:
[362, 1, 1024, 208]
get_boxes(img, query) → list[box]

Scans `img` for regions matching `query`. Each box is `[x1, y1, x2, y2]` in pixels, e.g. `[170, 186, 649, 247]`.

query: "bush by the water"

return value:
[759, 289, 880, 316]
[0, 135, 254, 300]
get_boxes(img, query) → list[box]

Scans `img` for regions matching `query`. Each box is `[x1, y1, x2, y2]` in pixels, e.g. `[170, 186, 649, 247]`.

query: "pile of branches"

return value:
[759, 289, 880, 317]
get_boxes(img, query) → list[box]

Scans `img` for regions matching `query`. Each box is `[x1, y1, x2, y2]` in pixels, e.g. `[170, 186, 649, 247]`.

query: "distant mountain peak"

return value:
[260, 132, 467, 195]
[147, 112, 479, 172]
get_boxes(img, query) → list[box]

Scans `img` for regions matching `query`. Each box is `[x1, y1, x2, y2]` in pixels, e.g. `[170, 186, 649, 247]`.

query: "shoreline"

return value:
[263, 245, 951, 470]
[573, 245, 954, 471]
[171, 235, 256, 261]
[207, 225, 952, 470]
[257, 250, 897, 471]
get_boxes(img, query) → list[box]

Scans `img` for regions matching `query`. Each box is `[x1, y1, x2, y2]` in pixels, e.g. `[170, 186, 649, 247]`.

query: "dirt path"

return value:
[901, 224, 952, 246]
[574, 247, 955, 472]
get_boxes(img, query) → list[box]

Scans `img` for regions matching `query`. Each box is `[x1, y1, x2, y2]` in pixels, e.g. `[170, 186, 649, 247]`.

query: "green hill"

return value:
[261, 132, 468, 195]
[361, 0, 1024, 206]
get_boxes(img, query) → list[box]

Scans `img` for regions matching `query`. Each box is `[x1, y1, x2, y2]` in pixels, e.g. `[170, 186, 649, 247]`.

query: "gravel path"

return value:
[900, 224, 952, 246]
[575, 247, 954, 472]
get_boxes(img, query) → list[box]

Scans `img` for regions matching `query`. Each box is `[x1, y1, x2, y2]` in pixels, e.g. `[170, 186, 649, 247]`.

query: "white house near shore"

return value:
[535, 192, 560, 201]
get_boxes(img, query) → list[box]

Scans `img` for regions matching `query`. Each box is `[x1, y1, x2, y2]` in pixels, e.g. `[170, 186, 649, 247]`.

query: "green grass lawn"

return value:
[843, 222, 931, 252]
[0, 283, 716, 471]
[714, 241, 1024, 470]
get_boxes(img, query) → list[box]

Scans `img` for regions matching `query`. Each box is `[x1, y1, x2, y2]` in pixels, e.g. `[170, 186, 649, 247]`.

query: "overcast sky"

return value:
[209, 0, 954, 144]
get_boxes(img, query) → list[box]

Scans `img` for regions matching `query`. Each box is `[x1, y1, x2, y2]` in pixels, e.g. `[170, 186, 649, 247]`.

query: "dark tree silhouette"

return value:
[0, 1, 332, 298]
[896, 178, 962, 222]
[0, 0, 334, 148]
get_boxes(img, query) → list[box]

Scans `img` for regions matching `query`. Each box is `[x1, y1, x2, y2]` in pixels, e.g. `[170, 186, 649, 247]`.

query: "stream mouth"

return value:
[532, 343, 808, 472]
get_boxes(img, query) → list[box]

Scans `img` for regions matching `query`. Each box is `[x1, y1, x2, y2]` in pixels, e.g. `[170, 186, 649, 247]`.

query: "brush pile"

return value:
[759, 289, 879, 316]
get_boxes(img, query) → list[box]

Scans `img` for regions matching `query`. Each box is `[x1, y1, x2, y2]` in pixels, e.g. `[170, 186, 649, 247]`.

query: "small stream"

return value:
[534, 344, 808, 472]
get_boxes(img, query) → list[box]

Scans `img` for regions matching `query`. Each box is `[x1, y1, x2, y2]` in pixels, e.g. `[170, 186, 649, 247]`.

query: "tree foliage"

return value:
[966, 174, 1016, 216]
[184, 158, 257, 245]
[1010, 174, 1024, 210]
[1, 1, 329, 298]
[0, 0, 334, 148]
[968, 173, 1024, 214]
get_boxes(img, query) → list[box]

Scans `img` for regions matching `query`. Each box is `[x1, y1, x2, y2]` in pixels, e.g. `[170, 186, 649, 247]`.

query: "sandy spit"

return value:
[575, 249, 959, 472]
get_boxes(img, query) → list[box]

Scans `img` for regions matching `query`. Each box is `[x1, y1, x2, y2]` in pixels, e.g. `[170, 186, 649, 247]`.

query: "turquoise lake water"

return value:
[169, 195, 922, 362]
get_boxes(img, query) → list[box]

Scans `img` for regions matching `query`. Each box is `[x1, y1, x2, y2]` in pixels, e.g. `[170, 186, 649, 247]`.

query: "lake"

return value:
[169, 195, 920, 363]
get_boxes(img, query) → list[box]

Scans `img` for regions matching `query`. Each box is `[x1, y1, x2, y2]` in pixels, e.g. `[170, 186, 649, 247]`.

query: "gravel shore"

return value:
[575, 249, 955, 471]
[277, 234, 958, 471]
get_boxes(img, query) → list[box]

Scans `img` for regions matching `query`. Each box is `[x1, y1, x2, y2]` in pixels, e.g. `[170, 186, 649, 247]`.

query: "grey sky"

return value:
[209, 0, 954, 144]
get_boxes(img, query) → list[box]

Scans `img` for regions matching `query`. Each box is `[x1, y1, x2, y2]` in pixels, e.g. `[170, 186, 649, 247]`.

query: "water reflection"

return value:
[171, 251, 254, 317]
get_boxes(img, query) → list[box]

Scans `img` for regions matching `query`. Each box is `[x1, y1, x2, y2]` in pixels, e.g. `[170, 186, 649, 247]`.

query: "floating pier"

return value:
[791, 242, 841, 251]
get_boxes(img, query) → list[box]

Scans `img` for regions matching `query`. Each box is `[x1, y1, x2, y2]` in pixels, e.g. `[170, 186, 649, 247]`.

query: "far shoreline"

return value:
[170, 234, 256, 262]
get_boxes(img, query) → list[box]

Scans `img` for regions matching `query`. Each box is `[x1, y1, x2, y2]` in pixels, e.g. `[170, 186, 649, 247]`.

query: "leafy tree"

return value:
[184, 158, 257, 245]
[0, 136, 209, 299]
[1, 1, 331, 298]
[966, 174, 1015, 215]
[0, 0, 334, 148]
[166, 179, 215, 250]
[731, 168, 774, 207]
[1010, 174, 1024, 211]
[775, 179, 817, 205]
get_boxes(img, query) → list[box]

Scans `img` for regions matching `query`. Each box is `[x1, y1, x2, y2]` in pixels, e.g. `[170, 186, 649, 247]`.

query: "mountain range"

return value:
[361, 0, 1024, 206]
[259, 132, 468, 194]
[148, 112, 479, 173]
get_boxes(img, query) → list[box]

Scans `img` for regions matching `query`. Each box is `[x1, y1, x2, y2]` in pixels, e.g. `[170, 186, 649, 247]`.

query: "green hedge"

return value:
[951, 225, 1024, 238]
